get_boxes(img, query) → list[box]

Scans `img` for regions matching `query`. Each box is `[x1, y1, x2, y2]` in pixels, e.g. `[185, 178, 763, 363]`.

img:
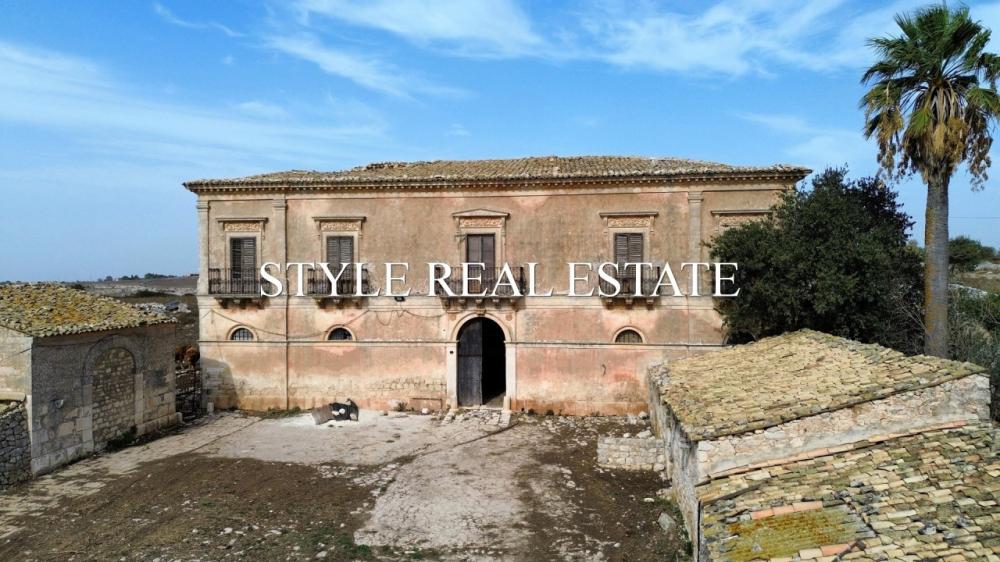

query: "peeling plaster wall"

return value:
[196, 178, 788, 413]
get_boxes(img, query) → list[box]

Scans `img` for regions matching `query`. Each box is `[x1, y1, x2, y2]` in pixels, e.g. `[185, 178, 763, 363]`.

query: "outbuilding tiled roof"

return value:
[697, 424, 1000, 561]
[649, 330, 986, 441]
[0, 284, 173, 337]
[184, 155, 810, 191]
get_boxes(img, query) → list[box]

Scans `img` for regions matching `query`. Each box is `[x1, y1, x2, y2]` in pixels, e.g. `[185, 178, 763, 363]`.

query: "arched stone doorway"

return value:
[456, 317, 506, 407]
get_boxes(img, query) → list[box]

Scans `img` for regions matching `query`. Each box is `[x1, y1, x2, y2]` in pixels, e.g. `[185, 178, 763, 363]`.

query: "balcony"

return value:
[305, 266, 372, 308]
[437, 265, 526, 308]
[598, 266, 662, 306]
[208, 268, 264, 307]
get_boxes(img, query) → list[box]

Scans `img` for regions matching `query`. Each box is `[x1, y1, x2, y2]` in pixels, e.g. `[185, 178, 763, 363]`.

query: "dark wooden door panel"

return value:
[457, 319, 484, 406]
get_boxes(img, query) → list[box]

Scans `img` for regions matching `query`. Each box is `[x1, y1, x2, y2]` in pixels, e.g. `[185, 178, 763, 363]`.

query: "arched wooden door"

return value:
[457, 318, 506, 406]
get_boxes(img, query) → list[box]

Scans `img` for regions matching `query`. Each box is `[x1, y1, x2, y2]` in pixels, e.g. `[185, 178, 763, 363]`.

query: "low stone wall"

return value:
[597, 436, 666, 471]
[0, 401, 31, 488]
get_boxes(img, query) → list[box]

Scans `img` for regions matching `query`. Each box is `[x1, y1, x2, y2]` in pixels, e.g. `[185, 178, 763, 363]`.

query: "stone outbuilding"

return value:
[0, 284, 177, 484]
[645, 329, 993, 560]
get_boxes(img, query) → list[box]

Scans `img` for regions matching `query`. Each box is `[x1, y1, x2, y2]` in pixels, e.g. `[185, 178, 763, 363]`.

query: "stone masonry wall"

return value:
[0, 401, 31, 488]
[597, 436, 666, 471]
[92, 347, 137, 448]
[695, 374, 991, 479]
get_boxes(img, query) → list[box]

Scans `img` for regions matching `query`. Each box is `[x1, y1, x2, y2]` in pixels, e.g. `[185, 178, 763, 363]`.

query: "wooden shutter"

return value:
[326, 236, 354, 268]
[466, 234, 495, 268]
[230, 237, 256, 276]
[614, 233, 643, 264]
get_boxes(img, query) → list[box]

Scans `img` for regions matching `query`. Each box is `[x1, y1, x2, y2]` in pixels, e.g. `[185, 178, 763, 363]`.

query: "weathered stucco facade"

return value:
[186, 156, 809, 414]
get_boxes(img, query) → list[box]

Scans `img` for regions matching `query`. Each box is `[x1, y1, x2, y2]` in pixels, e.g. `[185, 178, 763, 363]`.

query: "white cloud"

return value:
[152, 3, 243, 38]
[266, 33, 464, 98]
[234, 100, 289, 119]
[738, 112, 873, 171]
[293, 0, 542, 57]
[0, 40, 386, 170]
[569, 0, 968, 76]
[445, 123, 470, 137]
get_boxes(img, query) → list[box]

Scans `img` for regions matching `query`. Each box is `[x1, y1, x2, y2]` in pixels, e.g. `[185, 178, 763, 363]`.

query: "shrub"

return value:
[709, 168, 923, 353]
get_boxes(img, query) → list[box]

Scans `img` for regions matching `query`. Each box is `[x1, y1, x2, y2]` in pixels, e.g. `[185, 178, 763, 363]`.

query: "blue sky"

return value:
[2, 0, 1000, 281]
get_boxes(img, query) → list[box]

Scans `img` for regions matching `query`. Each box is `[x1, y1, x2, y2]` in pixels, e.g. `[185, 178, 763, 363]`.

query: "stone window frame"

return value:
[452, 209, 509, 267]
[216, 217, 267, 271]
[612, 327, 646, 344]
[325, 326, 355, 342]
[599, 211, 658, 265]
[313, 216, 366, 265]
[228, 326, 256, 342]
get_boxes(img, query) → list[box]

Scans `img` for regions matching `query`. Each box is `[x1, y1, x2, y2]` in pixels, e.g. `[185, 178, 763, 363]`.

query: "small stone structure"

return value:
[0, 284, 177, 477]
[645, 329, 993, 561]
[597, 436, 665, 471]
[0, 399, 31, 488]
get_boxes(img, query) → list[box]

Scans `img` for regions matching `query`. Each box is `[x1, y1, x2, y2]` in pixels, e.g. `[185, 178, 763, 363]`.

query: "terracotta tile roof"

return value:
[0, 284, 173, 337]
[649, 330, 987, 440]
[697, 424, 1000, 561]
[184, 155, 810, 191]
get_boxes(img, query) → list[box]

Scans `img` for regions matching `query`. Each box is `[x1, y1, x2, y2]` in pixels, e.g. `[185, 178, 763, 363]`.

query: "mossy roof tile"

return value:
[697, 425, 1000, 561]
[0, 284, 173, 337]
[185, 155, 810, 191]
[649, 330, 986, 440]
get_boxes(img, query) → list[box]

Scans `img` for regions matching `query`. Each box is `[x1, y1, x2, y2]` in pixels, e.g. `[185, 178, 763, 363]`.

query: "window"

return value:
[328, 328, 353, 341]
[614, 233, 644, 266]
[230, 237, 257, 279]
[615, 329, 643, 344]
[326, 236, 354, 270]
[230, 327, 254, 341]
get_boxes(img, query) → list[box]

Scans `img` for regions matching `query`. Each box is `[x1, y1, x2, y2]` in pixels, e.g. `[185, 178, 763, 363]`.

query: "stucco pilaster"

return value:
[196, 200, 210, 295]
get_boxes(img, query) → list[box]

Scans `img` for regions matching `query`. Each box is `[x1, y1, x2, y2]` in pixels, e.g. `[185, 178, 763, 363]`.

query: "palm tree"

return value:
[861, 4, 1000, 357]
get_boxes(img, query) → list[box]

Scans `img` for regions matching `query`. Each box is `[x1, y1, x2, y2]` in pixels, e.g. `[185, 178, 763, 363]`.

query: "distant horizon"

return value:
[3, 1, 1000, 281]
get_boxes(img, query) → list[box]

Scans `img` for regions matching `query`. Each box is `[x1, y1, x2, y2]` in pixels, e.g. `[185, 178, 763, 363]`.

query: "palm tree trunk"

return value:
[923, 173, 950, 357]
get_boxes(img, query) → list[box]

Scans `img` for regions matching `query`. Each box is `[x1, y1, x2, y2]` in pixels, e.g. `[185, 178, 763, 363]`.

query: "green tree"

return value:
[710, 168, 923, 354]
[950, 235, 995, 272]
[861, 4, 1000, 356]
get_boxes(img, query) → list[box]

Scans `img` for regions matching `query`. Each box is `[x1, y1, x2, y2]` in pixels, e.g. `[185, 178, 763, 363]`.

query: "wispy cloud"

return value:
[445, 123, 470, 137]
[738, 112, 871, 170]
[265, 33, 465, 98]
[0, 40, 386, 170]
[152, 3, 243, 38]
[293, 0, 543, 58]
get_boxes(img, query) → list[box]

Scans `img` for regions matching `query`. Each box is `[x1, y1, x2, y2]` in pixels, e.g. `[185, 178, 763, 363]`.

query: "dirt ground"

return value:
[0, 411, 689, 561]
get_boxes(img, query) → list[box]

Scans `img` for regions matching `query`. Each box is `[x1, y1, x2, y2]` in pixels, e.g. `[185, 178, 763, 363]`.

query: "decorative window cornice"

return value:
[600, 211, 658, 229]
[313, 215, 366, 232]
[217, 217, 268, 233]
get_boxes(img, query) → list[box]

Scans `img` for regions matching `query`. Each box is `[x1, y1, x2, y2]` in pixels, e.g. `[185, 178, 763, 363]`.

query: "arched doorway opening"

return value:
[456, 317, 506, 407]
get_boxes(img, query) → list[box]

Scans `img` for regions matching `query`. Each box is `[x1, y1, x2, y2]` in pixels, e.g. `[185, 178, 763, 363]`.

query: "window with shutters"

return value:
[614, 233, 644, 265]
[326, 236, 354, 270]
[229, 237, 257, 279]
[465, 233, 495, 287]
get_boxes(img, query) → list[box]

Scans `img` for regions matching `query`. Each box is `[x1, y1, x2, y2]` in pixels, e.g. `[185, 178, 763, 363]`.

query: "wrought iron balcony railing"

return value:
[208, 268, 262, 296]
[437, 265, 526, 298]
[305, 266, 371, 297]
[598, 266, 662, 299]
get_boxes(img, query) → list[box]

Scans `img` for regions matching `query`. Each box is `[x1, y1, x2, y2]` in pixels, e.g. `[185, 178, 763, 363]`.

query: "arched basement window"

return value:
[328, 327, 354, 341]
[615, 329, 643, 344]
[230, 327, 254, 341]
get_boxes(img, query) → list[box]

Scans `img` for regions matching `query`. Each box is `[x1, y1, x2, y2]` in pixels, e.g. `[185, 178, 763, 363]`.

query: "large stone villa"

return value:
[184, 155, 810, 414]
